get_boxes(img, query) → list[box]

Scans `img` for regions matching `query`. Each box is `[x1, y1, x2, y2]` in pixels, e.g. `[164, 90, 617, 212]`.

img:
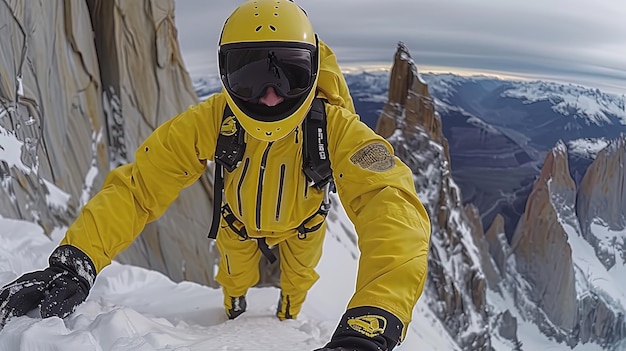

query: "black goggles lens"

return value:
[224, 48, 313, 100]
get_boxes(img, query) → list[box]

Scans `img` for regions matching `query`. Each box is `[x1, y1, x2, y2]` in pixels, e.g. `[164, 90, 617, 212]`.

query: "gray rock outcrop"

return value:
[0, 0, 219, 286]
[485, 214, 510, 277]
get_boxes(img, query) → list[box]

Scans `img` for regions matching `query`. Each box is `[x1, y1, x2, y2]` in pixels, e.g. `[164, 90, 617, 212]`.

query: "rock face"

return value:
[0, 0, 219, 286]
[377, 43, 626, 349]
[495, 310, 518, 342]
[377, 42, 492, 350]
[376, 45, 447, 153]
[485, 214, 510, 277]
[510, 140, 626, 346]
[511, 142, 578, 333]
[577, 135, 626, 269]
[0, 1, 108, 232]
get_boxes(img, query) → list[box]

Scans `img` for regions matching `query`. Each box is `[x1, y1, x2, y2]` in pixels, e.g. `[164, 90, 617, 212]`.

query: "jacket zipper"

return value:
[276, 164, 286, 221]
[237, 158, 250, 216]
[256, 142, 273, 230]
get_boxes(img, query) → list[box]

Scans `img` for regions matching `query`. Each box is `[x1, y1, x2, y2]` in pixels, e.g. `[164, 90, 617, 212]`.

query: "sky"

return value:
[173, 0, 626, 94]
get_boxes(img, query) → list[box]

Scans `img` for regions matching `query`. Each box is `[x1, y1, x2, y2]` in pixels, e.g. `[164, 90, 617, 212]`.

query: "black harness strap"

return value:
[256, 238, 276, 264]
[220, 204, 277, 263]
[208, 105, 245, 240]
[302, 98, 333, 190]
[296, 200, 332, 239]
[221, 204, 248, 239]
[207, 163, 223, 240]
[208, 99, 332, 263]
[214, 105, 246, 172]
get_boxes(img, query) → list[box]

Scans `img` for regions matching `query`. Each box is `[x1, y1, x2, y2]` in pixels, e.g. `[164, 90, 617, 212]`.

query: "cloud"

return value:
[174, 0, 626, 93]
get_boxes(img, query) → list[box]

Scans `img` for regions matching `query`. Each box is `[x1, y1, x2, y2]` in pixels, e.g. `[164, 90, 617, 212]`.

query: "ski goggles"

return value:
[221, 47, 315, 100]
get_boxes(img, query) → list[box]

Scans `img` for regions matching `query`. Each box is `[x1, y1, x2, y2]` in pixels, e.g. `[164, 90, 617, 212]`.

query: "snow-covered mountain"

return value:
[426, 74, 626, 128]
[0, 197, 458, 350]
[375, 42, 626, 350]
[2, 1, 626, 350]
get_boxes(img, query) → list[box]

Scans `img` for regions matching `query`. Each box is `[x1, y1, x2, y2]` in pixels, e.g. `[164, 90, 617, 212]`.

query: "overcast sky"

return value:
[174, 0, 626, 94]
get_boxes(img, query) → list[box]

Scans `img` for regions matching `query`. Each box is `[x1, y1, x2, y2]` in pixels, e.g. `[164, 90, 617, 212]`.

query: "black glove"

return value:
[315, 306, 404, 351]
[0, 245, 96, 329]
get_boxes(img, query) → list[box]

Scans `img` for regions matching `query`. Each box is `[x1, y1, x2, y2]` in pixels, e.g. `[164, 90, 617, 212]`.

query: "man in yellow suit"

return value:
[0, 1, 430, 350]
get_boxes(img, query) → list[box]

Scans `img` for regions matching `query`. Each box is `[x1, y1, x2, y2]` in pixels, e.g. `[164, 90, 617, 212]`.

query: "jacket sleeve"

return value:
[60, 95, 225, 272]
[316, 39, 356, 114]
[326, 104, 431, 339]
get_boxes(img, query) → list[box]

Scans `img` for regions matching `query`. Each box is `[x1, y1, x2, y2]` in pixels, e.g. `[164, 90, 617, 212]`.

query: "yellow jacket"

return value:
[60, 40, 430, 330]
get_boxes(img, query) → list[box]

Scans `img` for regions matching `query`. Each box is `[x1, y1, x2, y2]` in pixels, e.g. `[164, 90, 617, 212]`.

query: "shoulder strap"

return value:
[214, 104, 246, 172]
[208, 104, 246, 239]
[303, 98, 333, 190]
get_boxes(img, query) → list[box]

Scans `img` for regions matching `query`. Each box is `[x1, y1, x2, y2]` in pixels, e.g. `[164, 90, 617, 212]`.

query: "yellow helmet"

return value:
[218, 0, 320, 142]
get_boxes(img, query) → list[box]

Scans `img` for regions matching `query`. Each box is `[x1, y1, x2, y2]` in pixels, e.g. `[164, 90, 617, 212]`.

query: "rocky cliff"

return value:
[0, 0, 219, 286]
[509, 140, 626, 347]
[376, 42, 494, 350]
[577, 135, 626, 270]
[378, 42, 626, 349]
[510, 142, 579, 335]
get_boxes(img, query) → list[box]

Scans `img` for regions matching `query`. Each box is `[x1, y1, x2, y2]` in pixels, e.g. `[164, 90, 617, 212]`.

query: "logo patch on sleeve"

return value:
[349, 143, 395, 172]
[347, 315, 387, 338]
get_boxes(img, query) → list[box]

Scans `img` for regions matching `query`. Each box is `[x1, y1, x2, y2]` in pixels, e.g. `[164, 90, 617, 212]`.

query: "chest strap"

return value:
[221, 204, 277, 264]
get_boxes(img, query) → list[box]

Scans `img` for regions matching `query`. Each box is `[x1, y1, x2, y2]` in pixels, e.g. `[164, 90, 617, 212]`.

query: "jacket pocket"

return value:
[275, 164, 286, 221]
[237, 158, 250, 216]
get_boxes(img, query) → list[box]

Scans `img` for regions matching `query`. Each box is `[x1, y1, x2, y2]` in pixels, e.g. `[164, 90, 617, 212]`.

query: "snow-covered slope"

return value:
[0, 195, 457, 350]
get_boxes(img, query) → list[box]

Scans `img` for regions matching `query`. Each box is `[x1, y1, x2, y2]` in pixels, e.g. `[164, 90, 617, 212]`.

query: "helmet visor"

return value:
[223, 47, 313, 100]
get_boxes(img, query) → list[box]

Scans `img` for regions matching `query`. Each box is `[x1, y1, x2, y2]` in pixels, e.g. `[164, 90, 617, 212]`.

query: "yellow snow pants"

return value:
[215, 222, 326, 320]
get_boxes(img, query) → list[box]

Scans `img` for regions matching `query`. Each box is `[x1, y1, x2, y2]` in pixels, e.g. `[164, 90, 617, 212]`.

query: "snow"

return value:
[486, 277, 605, 351]
[16, 76, 23, 97]
[501, 81, 626, 126]
[418, 73, 626, 127]
[42, 179, 72, 212]
[567, 138, 610, 159]
[582, 223, 626, 309]
[0, 125, 31, 174]
[80, 130, 104, 207]
[550, 192, 626, 319]
[0, 192, 450, 351]
[553, 140, 567, 154]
